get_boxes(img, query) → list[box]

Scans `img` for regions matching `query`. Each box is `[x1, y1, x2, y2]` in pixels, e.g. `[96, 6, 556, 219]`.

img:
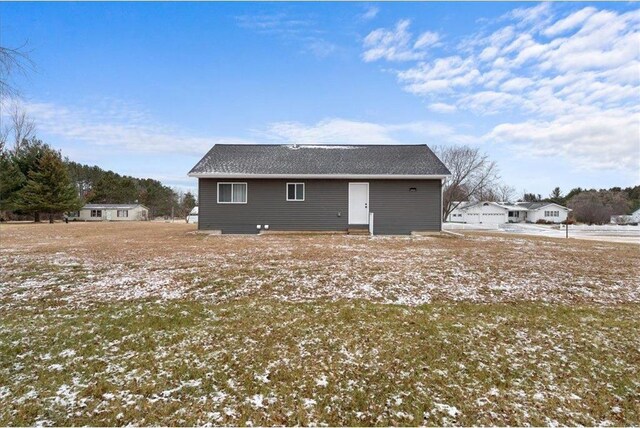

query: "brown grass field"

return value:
[1, 222, 639, 426]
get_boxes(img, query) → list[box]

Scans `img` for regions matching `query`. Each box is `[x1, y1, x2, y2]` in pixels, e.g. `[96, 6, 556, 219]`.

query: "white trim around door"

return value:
[348, 182, 369, 224]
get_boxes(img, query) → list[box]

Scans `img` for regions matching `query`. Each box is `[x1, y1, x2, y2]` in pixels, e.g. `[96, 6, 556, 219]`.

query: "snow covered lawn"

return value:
[1, 222, 638, 425]
[445, 222, 640, 244]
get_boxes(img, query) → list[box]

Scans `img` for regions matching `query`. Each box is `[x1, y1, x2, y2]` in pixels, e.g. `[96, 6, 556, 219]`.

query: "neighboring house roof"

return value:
[515, 201, 571, 211]
[454, 201, 565, 212]
[498, 203, 529, 211]
[188, 144, 451, 178]
[188, 206, 199, 215]
[82, 204, 148, 210]
[450, 201, 474, 210]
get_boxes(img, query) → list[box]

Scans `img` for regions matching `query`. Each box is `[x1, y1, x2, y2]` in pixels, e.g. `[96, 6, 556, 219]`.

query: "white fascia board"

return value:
[188, 173, 450, 179]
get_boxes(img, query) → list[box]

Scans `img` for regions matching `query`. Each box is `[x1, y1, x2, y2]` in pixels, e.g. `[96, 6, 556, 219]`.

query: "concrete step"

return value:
[347, 228, 369, 235]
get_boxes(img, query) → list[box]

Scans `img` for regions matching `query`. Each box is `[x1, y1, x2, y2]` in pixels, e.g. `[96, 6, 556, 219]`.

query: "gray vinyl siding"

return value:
[198, 178, 441, 234]
[369, 180, 442, 234]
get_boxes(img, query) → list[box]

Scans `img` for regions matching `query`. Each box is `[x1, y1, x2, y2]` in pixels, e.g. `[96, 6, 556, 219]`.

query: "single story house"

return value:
[188, 144, 451, 235]
[611, 207, 640, 225]
[446, 201, 571, 225]
[73, 204, 149, 221]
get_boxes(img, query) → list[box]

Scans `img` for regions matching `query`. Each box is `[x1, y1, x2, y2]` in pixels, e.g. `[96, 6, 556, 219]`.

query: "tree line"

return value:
[0, 112, 196, 223]
[1, 138, 197, 222]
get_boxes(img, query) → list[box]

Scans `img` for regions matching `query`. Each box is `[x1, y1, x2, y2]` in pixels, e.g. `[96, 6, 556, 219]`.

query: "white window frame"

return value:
[217, 182, 248, 204]
[90, 209, 102, 218]
[117, 209, 129, 218]
[286, 182, 305, 202]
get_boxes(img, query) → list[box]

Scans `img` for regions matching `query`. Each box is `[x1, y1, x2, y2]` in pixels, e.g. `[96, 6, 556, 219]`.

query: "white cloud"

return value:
[258, 118, 473, 145]
[414, 31, 440, 49]
[262, 118, 395, 144]
[236, 13, 336, 59]
[361, 5, 379, 21]
[11, 99, 251, 155]
[305, 39, 337, 58]
[397, 56, 480, 94]
[362, 20, 440, 62]
[543, 7, 597, 36]
[427, 103, 457, 114]
[364, 5, 640, 172]
[505, 3, 553, 27]
[499, 77, 534, 92]
[486, 110, 640, 171]
[7, 98, 474, 160]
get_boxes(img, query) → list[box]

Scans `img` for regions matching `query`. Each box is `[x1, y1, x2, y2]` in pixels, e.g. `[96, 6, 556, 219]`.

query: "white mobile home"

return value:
[77, 204, 149, 221]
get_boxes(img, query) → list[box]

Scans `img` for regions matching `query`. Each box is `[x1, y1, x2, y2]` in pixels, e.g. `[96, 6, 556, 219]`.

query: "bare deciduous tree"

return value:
[494, 184, 516, 203]
[10, 102, 35, 150]
[0, 44, 34, 99]
[0, 101, 36, 151]
[568, 191, 629, 224]
[435, 145, 499, 221]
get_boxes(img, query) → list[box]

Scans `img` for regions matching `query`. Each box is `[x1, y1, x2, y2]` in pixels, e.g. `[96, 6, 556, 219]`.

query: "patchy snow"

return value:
[59, 349, 76, 358]
[445, 222, 640, 244]
[248, 394, 265, 409]
[0, 223, 638, 426]
[303, 398, 317, 409]
[315, 375, 328, 387]
[433, 402, 461, 417]
[1, 229, 638, 310]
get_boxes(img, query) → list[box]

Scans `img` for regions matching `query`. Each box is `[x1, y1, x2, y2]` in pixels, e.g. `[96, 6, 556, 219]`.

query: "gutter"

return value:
[188, 173, 451, 180]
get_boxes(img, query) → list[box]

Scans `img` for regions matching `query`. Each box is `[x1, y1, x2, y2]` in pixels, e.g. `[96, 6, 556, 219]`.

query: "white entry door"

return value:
[348, 183, 369, 224]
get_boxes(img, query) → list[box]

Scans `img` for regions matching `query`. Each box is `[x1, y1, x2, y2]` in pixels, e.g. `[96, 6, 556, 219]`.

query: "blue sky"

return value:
[1, 2, 638, 197]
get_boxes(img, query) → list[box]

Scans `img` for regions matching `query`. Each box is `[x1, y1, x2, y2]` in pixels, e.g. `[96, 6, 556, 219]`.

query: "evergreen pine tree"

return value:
[181, 191, 196, 216]
[16, 149, 81, 223]
[0, 151, 26, 212]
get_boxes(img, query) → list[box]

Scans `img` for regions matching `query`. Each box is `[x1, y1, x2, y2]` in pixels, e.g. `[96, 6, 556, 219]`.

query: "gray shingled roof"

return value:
[188, 144, 451, 176]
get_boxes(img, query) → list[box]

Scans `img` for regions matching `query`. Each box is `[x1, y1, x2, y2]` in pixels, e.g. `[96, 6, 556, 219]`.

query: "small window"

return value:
[91, 209, 102, 218]
[117, 210, 129, 218]
[218, 183, 247, 204]
[286, 183, 305, 201]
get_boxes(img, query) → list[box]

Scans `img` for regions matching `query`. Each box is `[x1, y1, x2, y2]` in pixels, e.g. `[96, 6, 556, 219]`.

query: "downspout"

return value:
[440, 177, 445, 231]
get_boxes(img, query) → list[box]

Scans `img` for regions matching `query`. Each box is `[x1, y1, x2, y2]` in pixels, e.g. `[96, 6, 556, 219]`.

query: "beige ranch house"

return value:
[76, 204, 149, 221]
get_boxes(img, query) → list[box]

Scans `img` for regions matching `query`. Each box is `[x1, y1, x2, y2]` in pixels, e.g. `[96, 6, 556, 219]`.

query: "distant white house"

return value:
[611, 207, 640, 225]
[186, 206, 198, 224]
[447, 201, 571, 225]
[73, 204, 149, 221]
